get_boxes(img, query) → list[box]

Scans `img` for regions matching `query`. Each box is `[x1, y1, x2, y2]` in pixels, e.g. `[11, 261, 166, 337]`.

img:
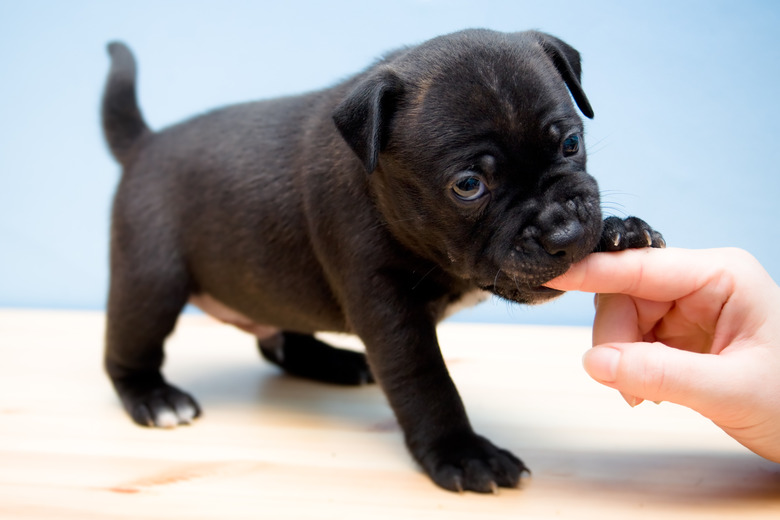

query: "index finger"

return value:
[545, 247, 723, 302]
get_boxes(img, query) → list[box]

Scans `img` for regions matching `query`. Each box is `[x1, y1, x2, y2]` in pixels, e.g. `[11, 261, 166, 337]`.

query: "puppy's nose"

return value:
[539, 220, 585, 258]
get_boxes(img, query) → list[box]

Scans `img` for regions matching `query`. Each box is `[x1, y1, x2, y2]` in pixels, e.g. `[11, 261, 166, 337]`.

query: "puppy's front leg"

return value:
[596, 216, 665, 252]
[349, 287, 527, 493]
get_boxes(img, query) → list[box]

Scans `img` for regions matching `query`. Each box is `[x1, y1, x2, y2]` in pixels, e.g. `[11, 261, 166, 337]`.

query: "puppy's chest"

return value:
[441, 289, 491, 321]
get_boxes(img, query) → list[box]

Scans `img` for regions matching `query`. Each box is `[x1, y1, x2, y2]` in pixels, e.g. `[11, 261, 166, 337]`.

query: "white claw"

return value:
[154, 410, 179, 429]
[175, 403, 198, 424]
[644, 229, 653, 246]
[453, 475, 464, 494]
[612, 233, 621, 248]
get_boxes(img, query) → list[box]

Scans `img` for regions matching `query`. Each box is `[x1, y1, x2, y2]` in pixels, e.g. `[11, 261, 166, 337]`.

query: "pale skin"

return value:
[546, 247, 780, 463]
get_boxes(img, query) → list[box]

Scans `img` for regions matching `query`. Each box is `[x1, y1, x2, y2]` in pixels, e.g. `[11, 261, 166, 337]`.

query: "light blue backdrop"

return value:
[1, 1, 778, 325]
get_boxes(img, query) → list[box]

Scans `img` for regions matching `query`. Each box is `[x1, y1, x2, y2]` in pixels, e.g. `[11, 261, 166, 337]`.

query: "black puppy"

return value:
[101, 29, 664, 494]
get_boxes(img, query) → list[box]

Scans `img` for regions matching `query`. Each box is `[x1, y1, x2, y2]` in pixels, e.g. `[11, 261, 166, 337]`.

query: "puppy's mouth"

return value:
[529, 285, 564, 296]
[492, 285, 564, 305]
[479, 268, 568, 305]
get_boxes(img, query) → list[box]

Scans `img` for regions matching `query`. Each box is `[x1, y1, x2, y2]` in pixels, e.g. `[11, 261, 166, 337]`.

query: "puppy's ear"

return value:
[333, 68, 404, 174]
[533, 32, 595, 119]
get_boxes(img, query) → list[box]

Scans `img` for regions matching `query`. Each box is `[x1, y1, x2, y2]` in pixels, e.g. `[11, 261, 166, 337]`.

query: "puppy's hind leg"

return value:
[259, 332, 374, 385]
[105, 262, 200, 428]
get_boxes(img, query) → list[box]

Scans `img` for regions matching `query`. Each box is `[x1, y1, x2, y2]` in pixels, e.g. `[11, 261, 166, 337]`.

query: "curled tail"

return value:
[102, 42, 150, 165]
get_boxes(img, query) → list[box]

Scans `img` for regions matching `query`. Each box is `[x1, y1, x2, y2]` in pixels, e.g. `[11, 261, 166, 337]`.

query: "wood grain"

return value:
[1, 310, 778, 519]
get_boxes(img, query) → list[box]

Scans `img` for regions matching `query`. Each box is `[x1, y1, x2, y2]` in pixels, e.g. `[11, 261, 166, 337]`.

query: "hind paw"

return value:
[113, 375, 201, 428]
[259, 332, 374, 385]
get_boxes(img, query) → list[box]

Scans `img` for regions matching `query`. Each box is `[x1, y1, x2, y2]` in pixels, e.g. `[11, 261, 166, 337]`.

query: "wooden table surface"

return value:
[1, 309, 778, 519]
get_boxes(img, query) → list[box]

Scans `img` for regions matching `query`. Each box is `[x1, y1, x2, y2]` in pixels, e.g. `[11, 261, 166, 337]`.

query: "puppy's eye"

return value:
[562, 134, 580, 156]
[452, 175, 486, 201]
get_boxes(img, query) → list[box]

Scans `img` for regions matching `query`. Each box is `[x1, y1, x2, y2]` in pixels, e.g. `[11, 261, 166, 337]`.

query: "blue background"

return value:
[2, 0, 778, 325]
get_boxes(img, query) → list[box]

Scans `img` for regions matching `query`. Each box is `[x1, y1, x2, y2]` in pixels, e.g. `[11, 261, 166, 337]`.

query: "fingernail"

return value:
[582, 346, 620, 383]
[621, 392, 644, 408]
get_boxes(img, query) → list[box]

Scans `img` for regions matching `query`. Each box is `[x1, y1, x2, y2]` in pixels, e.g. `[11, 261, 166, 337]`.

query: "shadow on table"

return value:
[177, 357, 780, 509]
[527, 448, 780, 508]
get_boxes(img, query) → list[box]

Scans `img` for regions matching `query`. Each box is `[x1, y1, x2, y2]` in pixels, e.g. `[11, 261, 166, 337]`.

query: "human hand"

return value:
[546, 247, 780, 463]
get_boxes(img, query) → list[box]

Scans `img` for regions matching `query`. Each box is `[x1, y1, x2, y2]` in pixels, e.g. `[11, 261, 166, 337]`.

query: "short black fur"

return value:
[101, 29, 664, 494]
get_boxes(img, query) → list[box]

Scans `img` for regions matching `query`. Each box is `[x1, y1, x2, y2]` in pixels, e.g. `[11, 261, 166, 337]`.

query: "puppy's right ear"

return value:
[333, 68, 404, 174]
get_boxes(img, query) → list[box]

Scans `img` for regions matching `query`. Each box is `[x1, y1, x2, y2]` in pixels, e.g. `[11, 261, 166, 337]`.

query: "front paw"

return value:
[417, 432, 528, 493]
[596, 216, 666, 252]
[112, 375, 201, 428]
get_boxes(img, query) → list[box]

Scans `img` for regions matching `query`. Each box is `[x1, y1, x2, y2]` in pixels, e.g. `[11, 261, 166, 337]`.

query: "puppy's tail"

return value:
[101, 41, 150, 165]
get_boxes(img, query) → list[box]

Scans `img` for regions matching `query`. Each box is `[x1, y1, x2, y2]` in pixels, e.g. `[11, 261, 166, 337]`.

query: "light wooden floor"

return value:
[1, 309, 778, 519]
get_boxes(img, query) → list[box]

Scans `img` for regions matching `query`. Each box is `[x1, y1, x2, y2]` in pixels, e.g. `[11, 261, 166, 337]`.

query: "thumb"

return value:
[582, 343, 728, 414]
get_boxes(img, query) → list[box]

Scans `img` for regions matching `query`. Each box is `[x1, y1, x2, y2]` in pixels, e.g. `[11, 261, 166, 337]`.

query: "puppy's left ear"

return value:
[533, 32, 595, 119]
[333, 68, 404, 174]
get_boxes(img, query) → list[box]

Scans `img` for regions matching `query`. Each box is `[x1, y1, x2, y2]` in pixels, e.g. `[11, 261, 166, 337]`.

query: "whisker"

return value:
[600, 205, 628, 218]
[411, 265, 439, 291]
[503, 297, 516, 316]
[599, 189, 630, 198]
[512, 273, 521, 293]
[599, 190, 632, 217]
[600, 189, 639, 200]
[585, 136, 611, 156]
[493, 268, 502, 292]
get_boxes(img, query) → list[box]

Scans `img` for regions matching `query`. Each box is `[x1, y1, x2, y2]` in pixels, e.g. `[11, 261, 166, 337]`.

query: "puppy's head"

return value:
[334, 29, 601, 304]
